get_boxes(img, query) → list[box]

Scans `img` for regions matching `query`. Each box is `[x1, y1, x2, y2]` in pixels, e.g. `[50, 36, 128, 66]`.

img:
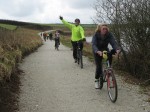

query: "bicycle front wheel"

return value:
[107, 70, 118, 103]
[79, 51, 83, 69]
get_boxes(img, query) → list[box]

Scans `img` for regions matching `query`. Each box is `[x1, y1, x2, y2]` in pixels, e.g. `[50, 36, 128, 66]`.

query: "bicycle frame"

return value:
[103, 60, 112, 81]
[55, 39, 59, 50]
[77, 41, 83, 68]
[100, 51, 118, 103]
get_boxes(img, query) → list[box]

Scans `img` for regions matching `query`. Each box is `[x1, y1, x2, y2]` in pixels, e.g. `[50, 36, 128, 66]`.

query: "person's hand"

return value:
[59, 16, 63, 20]
[97, 51, 103, 56]
[82, 38, 86, 42]
[116, 49, 120, 55]
[114, 49, 121, 58]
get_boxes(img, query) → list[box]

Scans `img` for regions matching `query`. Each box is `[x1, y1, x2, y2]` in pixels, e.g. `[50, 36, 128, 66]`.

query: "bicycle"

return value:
[77, 41, 83, 69]
[99, 51, 118, 103]
[55, 39, 59, 51]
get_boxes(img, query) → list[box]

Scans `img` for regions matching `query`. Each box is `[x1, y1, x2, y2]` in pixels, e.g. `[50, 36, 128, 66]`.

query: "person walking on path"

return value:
[59, 16, 86, 63]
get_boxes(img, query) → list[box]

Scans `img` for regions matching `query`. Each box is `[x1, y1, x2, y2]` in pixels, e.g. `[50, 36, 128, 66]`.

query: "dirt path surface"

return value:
[18, 40, 150, 112]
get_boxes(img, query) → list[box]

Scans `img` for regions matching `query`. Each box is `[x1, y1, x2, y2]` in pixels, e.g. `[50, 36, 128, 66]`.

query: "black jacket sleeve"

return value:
[109, 33, 118, 50]
[92, 33, 99, 53]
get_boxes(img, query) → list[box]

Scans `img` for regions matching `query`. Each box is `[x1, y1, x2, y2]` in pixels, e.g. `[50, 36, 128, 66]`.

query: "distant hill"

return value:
[0, 19, 52, 30]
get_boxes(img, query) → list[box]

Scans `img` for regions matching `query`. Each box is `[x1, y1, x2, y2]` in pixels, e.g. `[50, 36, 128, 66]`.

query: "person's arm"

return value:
[80, 27, 85, 39]
[61, 19, 73, 30]
[92, 34, 103, 56]
[109, 33, 118, 50]
[92, 33, 99, 53]
[60, 16, 73, 29]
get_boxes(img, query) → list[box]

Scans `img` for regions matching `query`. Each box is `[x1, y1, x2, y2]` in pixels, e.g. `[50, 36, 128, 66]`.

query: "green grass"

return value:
[0, 23, 17, 30]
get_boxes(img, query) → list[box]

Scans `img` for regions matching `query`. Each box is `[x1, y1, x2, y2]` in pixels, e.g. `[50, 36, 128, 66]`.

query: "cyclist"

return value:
[92, 24, 120, 89]
[54, 30, 60, 49]
[43, 32, 47, 41]
[59, 16, 86, 63]
[49, 33, 53, 41]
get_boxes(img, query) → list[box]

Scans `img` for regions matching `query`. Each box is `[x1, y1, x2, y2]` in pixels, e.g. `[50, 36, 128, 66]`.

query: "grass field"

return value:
[0, 23, 17, 30]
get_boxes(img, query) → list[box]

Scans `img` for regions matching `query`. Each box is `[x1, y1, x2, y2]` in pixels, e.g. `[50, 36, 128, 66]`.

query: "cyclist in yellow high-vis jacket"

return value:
[59, 16, 86, 63]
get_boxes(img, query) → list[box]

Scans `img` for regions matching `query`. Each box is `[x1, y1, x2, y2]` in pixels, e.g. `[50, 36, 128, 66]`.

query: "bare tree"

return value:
[93, 0, 150, 80]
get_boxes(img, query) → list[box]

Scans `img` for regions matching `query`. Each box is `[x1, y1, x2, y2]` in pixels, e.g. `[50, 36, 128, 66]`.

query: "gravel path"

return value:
[18, 40, 150, 112]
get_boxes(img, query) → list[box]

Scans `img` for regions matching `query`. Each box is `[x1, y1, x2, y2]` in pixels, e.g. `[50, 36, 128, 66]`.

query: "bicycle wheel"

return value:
[99, 70, 106, 89]
[107, 70, 118, 103]
[77, 50, 80, 64]
[56, 42, 59, 50]
[99, 77, 103, 89]
[79, 51, 83, 69]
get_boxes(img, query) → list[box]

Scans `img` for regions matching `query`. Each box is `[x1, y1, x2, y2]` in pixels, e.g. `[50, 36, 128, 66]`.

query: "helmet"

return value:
[75, 18, 80, 23]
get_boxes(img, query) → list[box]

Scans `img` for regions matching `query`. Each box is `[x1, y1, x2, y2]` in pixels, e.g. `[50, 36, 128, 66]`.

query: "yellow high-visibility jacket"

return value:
[61, 19, 85, 41]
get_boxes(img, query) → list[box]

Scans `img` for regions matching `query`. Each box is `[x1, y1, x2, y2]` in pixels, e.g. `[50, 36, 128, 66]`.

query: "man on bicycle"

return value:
[92, 24, 120, 89]
[59, 16, 86, 63]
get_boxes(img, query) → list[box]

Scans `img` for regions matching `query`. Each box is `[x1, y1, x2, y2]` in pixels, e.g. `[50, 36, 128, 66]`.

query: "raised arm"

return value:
[59, 16, 73, 30]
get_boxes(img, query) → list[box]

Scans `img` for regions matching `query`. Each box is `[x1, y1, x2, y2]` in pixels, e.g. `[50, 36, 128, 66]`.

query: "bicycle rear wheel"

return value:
[56, 42, 59, 51]
[107, 70, 118, 103]
[77, 51, 80, 64]
[79, 51, 83, 69]
[56, 42, 59, 50]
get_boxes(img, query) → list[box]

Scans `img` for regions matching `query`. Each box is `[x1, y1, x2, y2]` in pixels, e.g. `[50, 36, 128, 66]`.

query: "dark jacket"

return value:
[92, 31, 118, 53]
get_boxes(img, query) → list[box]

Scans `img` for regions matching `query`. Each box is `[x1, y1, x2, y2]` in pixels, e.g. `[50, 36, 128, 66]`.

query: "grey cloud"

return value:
[0, 0, 96, 23]
[63, 0, 95, 9]
[0, 0, 44, 17]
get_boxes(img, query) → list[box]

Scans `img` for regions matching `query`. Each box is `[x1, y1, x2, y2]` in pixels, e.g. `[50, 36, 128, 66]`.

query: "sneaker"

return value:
[95, 79, 100, 89]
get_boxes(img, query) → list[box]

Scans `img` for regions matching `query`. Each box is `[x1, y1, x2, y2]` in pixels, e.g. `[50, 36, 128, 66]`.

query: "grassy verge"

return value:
[0, 27, 43, 112]
[0, 27, 42, 82]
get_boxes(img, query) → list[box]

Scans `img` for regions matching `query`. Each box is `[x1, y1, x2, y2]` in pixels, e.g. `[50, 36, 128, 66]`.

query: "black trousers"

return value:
[71, 41, 83, 59]
[93, 49, 116, 79]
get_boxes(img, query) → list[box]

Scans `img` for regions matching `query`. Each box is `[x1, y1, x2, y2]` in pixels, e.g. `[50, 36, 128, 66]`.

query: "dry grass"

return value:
[0, 27, 42, 82]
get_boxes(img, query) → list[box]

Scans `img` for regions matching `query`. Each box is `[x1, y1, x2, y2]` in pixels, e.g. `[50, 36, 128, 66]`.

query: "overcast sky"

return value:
[0, 0, 96, 24]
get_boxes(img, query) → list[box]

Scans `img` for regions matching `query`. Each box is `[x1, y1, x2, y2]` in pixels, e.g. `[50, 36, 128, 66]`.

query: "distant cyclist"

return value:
[43, 32, 47, 41]
[54, 30, 60, 49]
[59, 16, 86, 63]
[49, 32, 53, 41]
[92, 24, 120, 89]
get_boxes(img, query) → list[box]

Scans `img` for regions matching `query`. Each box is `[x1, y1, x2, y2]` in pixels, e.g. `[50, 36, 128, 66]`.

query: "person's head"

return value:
[95, 24, 109, 35]
[74, 18, 80, 26]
